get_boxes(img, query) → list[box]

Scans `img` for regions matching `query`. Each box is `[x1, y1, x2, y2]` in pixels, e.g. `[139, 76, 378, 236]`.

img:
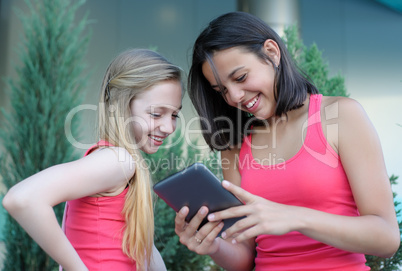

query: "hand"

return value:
[208, 181, 299, 244]
[174, 206, 224, 255]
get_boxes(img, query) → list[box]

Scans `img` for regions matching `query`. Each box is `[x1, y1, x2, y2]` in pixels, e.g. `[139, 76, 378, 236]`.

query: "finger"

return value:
[175, 206, 189, 233]
[191, 221, 224, 255]
[185, 206, 209, 234]
[174, 206, 189, 230]
[221, 215, 256, 240]
[222, 180, 254, 204]
[200, 221, 224, 246]
[207, 204, 247, 222]
[230, 225, 259, 244]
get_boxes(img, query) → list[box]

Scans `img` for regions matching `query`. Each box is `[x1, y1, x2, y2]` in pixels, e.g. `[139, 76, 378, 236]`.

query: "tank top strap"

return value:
[84, 140, 114, 156]
[307, 94, 322, 124]
[302, 94, 322, 147]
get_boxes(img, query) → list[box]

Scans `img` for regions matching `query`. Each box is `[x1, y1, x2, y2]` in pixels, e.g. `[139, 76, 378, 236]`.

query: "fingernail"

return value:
[232, 239, 237, 245]
[180, 208, 186, 214]
[221, 231, 226, 239]
[222, 180, 230, 187]
[200, 207, 207, 215]
[208, 214, 215, 220]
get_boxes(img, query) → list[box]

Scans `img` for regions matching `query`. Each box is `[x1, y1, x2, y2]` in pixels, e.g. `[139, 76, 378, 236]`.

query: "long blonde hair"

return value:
[97, 49, 182, 270]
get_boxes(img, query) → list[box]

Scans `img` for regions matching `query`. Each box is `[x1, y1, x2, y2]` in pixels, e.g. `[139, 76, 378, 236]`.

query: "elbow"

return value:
[375, 230, 401, 258]
[384, 234, 401, 258]
[2, 188, 30, 216]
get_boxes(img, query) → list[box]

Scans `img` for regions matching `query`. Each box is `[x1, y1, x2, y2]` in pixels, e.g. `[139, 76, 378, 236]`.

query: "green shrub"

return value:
[0, 0, 90, 270]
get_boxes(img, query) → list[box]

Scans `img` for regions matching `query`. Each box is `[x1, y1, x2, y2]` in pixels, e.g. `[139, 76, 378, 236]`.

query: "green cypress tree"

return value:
[283, 25, 402, 270]
[283, 24, 348, 97]
[0, 0, 90, 270]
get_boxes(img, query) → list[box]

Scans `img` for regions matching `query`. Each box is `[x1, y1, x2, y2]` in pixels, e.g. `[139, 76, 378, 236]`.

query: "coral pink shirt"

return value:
[62, 141, 136, 270]
[239, 95, 369, 270]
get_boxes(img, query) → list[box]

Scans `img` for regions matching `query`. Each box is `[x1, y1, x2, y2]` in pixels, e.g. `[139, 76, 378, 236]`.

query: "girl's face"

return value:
[201, 40, 280, 120]
[130, 80, 182, 154]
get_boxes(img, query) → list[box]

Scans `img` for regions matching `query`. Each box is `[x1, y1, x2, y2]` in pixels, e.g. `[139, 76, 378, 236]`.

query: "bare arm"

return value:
[173, 147, 255, 271]
[209, 97, 399, 258]
[2, 147, 135, 270]
[316, 97, 399, 256]
[149, 244, 167, 271]
[208, 147, 256, 270]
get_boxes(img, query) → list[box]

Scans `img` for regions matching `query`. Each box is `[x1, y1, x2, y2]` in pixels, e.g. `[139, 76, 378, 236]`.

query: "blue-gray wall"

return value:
[299, 0, 402, 195]
[1, 0, 401, 241]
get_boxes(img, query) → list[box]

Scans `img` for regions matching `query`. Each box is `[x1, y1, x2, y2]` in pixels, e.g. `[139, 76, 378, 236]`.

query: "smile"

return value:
[244, 94, 260, 109]
[149, 135, 165, 142]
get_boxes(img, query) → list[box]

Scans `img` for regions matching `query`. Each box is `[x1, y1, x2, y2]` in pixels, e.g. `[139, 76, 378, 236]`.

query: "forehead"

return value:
[133, 80, 182, 110]
[207, 47, 248, 66]
[201, 47, 252, 82]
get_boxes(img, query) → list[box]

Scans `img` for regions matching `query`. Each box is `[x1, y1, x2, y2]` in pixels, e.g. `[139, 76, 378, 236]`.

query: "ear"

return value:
[263, 39, 281, 67]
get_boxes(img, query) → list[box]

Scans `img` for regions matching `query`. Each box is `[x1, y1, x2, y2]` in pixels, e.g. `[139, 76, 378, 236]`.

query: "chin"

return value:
[253, 109, 275, 120]
[253, 114, 270, 120]
[142, 146, 160, 154]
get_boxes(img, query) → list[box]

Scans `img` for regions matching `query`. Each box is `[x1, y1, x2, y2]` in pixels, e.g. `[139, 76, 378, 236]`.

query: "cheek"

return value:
[221, 93, 238, 108]
[131, 123, 143, 142]
[131, 118, 151, 139]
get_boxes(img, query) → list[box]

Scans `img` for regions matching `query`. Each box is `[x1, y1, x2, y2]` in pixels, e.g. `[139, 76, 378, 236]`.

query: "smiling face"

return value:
[130, 80, 182, 154]
[201, 40, 281, 120]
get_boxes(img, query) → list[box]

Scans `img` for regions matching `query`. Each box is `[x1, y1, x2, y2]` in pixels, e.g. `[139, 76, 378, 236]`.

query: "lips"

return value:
[149, 135, 166, 146]
[243, 94, 260, 112]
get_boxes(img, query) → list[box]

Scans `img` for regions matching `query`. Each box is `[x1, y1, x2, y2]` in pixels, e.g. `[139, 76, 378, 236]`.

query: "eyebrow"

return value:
[148, 105, 182, 111]
[210, 66, 245, 88]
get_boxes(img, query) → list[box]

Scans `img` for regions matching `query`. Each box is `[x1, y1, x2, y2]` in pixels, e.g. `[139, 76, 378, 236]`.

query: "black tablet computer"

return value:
[153, 163, 244, 233]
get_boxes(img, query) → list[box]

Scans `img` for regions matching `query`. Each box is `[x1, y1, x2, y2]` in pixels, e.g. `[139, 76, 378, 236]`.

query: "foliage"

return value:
[151, 24, 402, 271]
[283, 24, 348, 97]
[284, 25, 402, 271]
[144, 128, 222, 271]
[149, 24, 399, 270]
[0, 0, 90, 270]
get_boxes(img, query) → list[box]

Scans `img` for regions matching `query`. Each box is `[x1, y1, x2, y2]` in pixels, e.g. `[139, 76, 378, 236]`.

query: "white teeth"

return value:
[150, 136, 163, 142]
[246, 96, 258, 109]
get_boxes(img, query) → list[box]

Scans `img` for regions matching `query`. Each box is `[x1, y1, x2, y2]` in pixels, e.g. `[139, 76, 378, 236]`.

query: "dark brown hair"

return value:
[188, 11, 318, 151]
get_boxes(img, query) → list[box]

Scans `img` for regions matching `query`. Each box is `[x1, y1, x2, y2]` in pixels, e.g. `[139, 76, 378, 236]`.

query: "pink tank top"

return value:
[239, 95, 369, 270]
[62, 141, 136, 270]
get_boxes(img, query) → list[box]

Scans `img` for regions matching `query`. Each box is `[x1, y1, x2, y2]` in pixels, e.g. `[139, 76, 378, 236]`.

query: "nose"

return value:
[226, 86, 245, 105]
[159, 117, 176, 135]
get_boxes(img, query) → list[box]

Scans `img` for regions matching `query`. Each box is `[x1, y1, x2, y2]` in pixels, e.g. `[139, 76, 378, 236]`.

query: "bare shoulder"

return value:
[85, 147, 136, 191]
[321, 96, 366, 118]
[321, 96, 380, 157]
[320, 96, 372, 154]
[321, 96, 372, 130]
[95, 146, 136, 175]
[88, 147, 135, 174]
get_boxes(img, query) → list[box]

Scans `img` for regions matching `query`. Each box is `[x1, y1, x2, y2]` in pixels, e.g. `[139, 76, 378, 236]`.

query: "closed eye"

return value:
[235, 74, 247, 83]
[150, 113, 161, 118]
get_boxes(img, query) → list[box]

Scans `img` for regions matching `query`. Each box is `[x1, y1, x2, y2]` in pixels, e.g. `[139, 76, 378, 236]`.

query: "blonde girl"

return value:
[3, 49, 183, 270]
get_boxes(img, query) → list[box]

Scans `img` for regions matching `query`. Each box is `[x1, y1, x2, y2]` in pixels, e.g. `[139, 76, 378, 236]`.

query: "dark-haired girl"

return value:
[174, 12, 399, 271]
